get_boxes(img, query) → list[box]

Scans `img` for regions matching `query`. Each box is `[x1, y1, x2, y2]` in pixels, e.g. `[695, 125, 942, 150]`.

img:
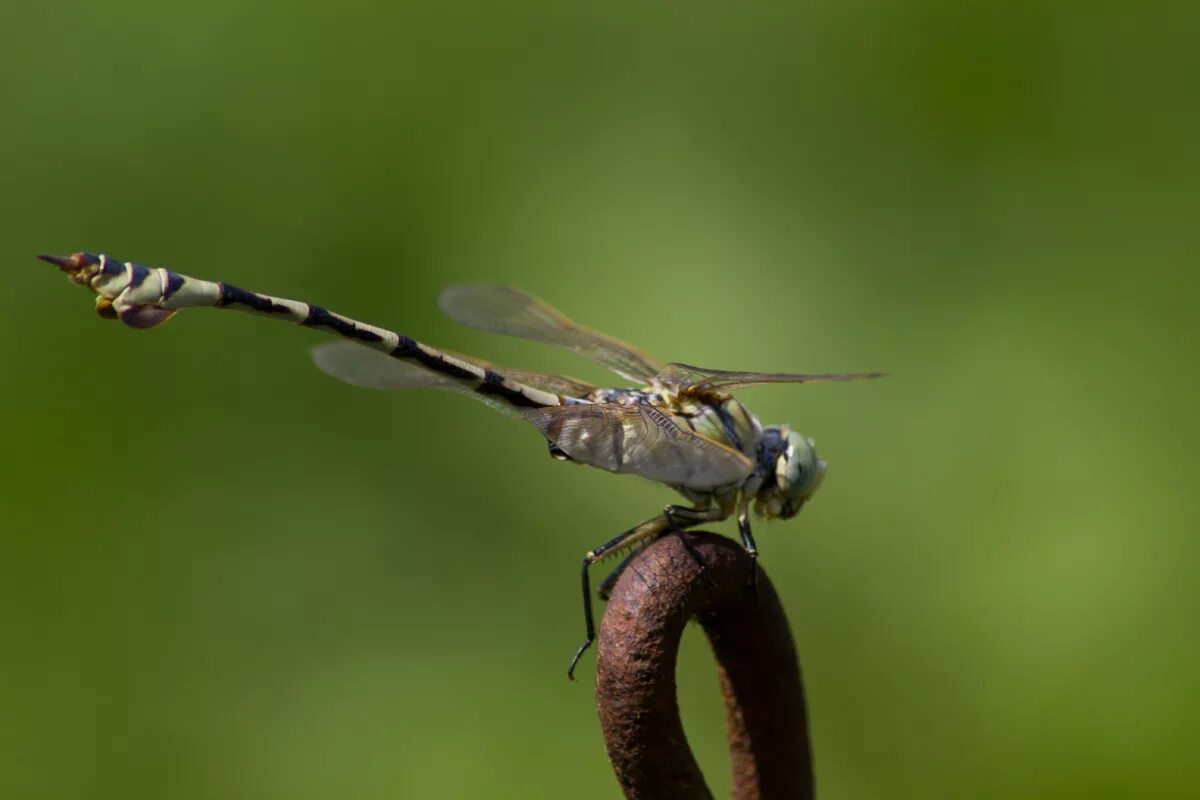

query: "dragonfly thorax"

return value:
[590, 387, 666, 407]
[753, 426, 827, 520]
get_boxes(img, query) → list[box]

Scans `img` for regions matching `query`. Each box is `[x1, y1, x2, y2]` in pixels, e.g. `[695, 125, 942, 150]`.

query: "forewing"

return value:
[521, 403, 753, 489]
[656, 362, 885, 392]
[438, 284, 664, 382]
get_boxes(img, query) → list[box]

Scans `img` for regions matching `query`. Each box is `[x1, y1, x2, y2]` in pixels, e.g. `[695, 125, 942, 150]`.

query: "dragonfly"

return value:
[37, 251, 883, 679]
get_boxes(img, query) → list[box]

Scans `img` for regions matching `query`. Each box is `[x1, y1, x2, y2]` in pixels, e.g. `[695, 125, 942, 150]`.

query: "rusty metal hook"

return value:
[595, 532, 814, 800]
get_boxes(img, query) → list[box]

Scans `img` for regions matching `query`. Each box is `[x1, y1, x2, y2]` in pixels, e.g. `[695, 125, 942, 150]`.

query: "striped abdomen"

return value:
[39, 251, 569, 413]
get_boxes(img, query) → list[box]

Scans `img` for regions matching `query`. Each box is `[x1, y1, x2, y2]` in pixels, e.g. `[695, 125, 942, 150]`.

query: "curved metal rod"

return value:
[595, 532, 814, 800]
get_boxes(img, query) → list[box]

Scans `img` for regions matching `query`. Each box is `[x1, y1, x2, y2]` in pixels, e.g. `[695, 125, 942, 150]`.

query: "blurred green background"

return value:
[2, 2, 1195, 798]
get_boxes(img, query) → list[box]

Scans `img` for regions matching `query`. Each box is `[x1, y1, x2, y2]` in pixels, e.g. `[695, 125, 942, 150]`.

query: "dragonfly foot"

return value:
[567, 640, 591, 681]
[737, 512, 760, 594]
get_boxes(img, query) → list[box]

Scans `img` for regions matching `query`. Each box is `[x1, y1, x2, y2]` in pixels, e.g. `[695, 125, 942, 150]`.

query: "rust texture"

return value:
[595, 532, 813, 800]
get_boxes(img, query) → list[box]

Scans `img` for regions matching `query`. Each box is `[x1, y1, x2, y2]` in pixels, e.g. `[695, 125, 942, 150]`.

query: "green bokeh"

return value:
[2, 2, 1195, 798]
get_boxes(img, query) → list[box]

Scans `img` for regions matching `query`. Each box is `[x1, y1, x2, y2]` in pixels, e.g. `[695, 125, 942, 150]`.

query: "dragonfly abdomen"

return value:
[40, 252, 567, 414]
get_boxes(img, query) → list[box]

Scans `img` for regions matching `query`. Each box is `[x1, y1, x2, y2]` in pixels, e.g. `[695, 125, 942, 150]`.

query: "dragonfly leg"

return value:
[568, 520, 663, 680]
[738, 509, 760, 590]
[568, 505, 726, 680]
[597, 544, 649, 601]
[598, 503, 725, 600]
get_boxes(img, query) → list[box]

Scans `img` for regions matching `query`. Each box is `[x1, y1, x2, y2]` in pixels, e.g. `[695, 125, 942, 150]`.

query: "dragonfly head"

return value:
[755, 426, 826, 520]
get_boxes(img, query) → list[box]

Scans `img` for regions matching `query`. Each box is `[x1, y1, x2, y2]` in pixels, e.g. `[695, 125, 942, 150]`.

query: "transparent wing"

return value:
[438, 285, 664, 383]
[521, 403, 753, 489]
[655, 362, 886, 393]
[311, 342, 595, 420]
[494, 369, 596, 399]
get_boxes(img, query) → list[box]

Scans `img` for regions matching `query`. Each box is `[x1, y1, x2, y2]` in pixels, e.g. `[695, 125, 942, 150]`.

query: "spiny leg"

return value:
[597, 505, 723, 601]
[568, 522, 661, 681]
[597, 542, 651, 602]
[567, 505, 723, 680]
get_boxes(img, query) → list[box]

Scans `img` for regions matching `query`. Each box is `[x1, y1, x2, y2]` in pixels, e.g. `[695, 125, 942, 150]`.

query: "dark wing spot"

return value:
[610, 420, 625, 466]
